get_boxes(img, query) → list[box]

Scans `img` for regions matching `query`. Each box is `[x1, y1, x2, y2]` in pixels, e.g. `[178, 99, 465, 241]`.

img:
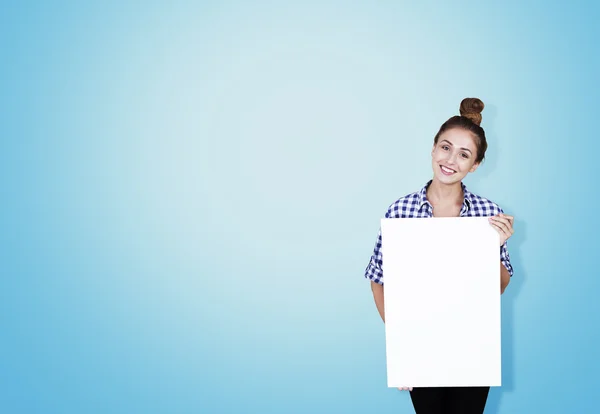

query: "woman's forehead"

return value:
[439, 128, 477, 150]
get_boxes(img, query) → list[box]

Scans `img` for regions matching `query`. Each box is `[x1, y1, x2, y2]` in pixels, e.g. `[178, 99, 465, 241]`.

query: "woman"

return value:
[364, 98, 515, 414]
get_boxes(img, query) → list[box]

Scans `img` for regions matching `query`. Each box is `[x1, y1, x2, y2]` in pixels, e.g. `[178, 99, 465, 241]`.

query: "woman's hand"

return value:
[489, 213, 514, 246]
[398, 386, 413, 391]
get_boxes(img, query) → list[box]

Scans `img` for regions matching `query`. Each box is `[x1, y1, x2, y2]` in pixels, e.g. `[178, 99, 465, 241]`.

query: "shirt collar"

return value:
[418, 180, 473, 212]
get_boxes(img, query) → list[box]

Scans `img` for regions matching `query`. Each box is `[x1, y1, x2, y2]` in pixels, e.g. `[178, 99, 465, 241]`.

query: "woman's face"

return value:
[431, 128, 480, 185]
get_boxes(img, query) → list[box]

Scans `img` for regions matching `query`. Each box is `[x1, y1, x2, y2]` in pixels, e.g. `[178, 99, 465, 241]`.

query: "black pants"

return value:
[409, 386, 490, 414]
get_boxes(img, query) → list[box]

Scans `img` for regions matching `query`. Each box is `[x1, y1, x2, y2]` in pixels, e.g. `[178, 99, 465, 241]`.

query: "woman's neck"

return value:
[426, 179, 464, 206]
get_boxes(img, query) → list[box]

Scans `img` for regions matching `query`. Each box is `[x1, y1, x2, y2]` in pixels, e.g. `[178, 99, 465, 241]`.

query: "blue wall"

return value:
[2, 1, 598, 413]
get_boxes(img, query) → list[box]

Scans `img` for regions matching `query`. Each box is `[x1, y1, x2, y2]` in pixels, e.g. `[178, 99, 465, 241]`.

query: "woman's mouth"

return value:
[440, 165, 456, 176]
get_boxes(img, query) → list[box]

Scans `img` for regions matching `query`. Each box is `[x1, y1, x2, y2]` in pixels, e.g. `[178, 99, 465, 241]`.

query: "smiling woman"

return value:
[364, 98, 515, 414]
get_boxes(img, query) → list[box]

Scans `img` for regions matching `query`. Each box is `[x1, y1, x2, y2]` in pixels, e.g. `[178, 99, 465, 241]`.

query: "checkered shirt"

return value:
[365, 180, 514, 285]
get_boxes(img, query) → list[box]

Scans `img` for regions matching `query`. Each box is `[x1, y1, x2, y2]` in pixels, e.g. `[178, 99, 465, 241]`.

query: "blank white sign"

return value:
[381, 217, 501, 388]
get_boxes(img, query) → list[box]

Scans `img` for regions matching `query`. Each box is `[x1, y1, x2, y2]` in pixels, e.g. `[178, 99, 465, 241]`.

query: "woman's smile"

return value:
[440, 165, 456, 175]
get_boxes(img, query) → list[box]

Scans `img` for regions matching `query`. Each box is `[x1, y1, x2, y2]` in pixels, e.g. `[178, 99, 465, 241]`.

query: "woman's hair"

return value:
[433, 98, 487, 164]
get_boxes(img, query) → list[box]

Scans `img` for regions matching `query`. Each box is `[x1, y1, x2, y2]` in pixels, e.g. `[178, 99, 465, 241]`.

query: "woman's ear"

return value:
[469, 162, 480, 173]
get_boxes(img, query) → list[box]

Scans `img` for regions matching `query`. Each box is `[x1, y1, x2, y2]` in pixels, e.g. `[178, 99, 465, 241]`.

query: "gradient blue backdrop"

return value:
[2, 1, 598, 413]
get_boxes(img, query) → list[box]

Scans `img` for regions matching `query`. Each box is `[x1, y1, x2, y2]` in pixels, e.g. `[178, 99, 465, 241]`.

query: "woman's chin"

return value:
[433, 172, 462, 184]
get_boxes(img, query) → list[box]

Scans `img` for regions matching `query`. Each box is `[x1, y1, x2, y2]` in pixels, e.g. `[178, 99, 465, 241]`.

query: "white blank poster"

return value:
[380, 217, 501, 388]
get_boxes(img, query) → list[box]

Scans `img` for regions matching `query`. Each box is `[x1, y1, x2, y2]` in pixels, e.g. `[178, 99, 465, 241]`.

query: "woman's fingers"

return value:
[489, 221, 505, 236]
[491, 219, 511, 234]
[489, 214, 516, 246]
[496, 214, 515, 230]
[489, 221, 512, 245]
[490, 221, 510, 237]
[489, 216, 514, 234]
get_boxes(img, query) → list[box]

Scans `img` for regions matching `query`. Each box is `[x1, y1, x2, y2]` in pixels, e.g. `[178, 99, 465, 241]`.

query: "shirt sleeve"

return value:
[497, 207, 514, 277]
[364, 209, 390, 285]
[365, 227, 384, 285]
[501, 241, 514, 277]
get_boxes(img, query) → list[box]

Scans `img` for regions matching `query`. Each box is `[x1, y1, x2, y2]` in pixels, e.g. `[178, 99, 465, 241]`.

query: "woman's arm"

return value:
[371, 281, 385, 322]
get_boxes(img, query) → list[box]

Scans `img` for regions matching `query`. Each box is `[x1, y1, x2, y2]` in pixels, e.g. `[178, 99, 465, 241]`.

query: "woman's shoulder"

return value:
[467, 190, 505, 217]
[384, 189, 425, 218]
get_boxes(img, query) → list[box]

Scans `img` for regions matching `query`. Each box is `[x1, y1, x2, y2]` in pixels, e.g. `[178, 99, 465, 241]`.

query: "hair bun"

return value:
[459, 98, 484, 126]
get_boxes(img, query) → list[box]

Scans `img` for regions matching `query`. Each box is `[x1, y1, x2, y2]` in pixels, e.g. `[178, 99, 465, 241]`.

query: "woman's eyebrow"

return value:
[441, 139, 472, 154]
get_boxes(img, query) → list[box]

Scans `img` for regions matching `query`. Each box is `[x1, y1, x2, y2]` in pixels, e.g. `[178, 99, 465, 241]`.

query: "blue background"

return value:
[1, 1, 598, 413]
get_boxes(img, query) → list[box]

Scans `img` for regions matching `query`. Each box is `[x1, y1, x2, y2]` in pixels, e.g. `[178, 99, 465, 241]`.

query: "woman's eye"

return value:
[461, 153, 468, 159]
[442, 146, 449, 150]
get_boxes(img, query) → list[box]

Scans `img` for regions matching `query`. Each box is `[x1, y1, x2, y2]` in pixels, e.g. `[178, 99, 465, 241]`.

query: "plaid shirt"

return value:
[365, 180, 514, 285]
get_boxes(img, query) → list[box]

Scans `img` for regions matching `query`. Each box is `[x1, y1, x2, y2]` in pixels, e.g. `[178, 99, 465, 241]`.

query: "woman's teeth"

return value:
[441, 165, 455, 174]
